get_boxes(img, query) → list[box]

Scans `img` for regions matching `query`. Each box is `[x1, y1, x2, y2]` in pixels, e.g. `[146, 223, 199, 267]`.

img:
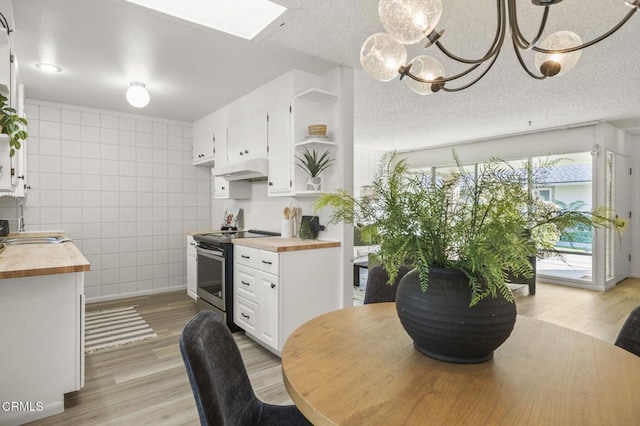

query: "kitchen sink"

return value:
[1, 236, 72, 246]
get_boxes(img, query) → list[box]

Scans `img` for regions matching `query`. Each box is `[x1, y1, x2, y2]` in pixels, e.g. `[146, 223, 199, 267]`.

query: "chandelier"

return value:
[360, 0, 640, 94]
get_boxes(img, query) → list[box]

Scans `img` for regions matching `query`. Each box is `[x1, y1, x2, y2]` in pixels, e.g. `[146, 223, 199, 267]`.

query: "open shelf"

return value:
[295, 88, 338, 104]
[293, 190, 327, 197]
[295, 138, 338, 149]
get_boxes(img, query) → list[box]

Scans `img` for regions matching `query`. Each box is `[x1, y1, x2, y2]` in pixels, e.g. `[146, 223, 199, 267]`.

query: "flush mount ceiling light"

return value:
[35, 62, 62, 73]
[123, 0, 287, 40]
[361, 0, 640, 94]
[126, 82, 150, 108]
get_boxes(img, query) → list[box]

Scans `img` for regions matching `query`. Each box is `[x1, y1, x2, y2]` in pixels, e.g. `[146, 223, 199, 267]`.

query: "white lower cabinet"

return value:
[186, 235, 197, 300]
[233, 244, 340, 354]
[257, 271, 279, 348]
[0, 272, 84, 425]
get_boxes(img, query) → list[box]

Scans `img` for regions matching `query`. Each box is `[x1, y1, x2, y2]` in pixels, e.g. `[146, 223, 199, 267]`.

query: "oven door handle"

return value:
[197, 247, 225, 259]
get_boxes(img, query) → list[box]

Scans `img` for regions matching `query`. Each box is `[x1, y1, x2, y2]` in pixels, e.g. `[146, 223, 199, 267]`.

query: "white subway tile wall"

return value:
[0, 101, 211, 300]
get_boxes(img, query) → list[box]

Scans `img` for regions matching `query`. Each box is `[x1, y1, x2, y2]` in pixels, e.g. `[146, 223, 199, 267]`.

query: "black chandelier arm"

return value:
[511, 31, 547, 80]
[440, 45, 503, 92]
[509, 0, 550, 50]
[530, 7, 637, 54]
[434, 0, 506, 65]
[402, 61, 484, 84]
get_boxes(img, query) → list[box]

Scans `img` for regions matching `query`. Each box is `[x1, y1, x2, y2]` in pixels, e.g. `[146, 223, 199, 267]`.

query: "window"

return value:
[534, 188, 552, 202]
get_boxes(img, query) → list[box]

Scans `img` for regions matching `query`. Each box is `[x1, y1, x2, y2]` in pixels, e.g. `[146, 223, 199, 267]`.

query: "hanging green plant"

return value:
[0, 94, 28, 157]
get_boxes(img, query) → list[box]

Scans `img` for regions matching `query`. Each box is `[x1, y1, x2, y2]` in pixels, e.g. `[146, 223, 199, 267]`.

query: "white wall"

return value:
[0, 100, 211, 301]
[401, 125, 598, 167]
[354, 148, 385, 198]
[553, 184, 592, 210]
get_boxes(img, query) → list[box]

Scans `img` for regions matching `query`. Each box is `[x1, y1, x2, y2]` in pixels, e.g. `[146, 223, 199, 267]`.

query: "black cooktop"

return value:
[194, 229, 280, 245]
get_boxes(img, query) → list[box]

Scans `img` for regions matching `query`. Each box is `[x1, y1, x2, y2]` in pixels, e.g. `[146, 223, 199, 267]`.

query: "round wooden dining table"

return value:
[282, 303, 640, 425]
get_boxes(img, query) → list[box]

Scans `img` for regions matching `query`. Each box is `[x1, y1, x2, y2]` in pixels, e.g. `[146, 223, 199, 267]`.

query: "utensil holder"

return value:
[281, 219, 294, 238]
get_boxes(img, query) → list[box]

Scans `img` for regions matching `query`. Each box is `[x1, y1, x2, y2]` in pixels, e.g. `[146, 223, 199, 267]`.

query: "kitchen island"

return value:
[0, 231, 90, 426]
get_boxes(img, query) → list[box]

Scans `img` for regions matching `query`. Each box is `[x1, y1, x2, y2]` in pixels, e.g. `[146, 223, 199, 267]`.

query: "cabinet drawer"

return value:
[235, 296, 257, 334]
[235, 245, 259, 268]
[259, 250, 279, 275]
[235, 265, 258, 302]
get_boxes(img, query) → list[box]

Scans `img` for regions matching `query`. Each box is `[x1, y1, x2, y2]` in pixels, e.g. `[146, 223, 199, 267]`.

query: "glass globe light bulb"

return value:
[534, 31, 583, 77]
[405, 55, 445, 95]
[126, 82, 150, 108]
[360, 32, 408, 82]
[378, 0, 443, 44]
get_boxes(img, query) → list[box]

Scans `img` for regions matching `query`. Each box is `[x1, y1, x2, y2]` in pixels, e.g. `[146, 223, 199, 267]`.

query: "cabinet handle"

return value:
[244, 150, 249, 154]
[270, 283, 276, 289]
[239, 152, 244, 156]
[221, 186, 225, 190]
[190, 242, 196, 246]
[268, 181, 273, 186]
[241, 280, 250, 286]
[262, 260, 272, 265]
[241, 313, 250, 319]
[241, 255, 250, 259]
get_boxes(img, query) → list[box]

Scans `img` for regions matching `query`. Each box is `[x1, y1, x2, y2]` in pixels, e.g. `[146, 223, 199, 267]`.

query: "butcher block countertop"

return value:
[232, 236, 341, 253]
[0, 231, 90, 279]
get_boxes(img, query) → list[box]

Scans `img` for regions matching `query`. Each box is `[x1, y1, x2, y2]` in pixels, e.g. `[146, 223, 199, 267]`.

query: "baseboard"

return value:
[85, 285, 187, 304]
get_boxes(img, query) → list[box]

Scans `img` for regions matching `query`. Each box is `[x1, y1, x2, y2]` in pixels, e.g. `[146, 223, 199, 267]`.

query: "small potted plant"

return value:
[295, 147, 335, 191]
[0, 94, 28, 157]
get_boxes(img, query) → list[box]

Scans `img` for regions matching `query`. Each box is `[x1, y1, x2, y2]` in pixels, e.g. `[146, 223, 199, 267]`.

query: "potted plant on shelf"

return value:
[0, 94, 28, 157]
[314, 152, 625, 364]
[295, 147, 335, 191]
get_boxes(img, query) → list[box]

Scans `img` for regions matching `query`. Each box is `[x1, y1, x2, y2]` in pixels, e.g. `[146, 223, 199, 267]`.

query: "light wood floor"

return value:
[28, 278, 640, 425]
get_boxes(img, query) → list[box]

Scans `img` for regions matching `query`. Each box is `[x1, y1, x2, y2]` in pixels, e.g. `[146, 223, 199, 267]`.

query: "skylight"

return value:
[124, 0, 287, 40]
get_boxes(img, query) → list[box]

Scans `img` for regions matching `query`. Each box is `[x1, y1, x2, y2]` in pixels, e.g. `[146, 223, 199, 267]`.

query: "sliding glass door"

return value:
[534, 152, 594, 284]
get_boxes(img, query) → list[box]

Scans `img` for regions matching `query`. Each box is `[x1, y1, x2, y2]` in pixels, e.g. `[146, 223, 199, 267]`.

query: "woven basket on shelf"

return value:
[307, 124, 327, 136]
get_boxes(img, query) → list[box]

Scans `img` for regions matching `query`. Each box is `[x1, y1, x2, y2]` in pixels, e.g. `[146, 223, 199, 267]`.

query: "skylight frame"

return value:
[123, 0, 288, 41]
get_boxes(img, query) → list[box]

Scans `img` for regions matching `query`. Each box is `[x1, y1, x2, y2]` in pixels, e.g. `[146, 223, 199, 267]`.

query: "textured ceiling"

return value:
[10, 0, 640, 151]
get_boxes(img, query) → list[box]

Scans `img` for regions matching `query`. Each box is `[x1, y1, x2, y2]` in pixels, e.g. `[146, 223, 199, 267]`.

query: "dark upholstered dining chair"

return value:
[615, 306, 640, 357]
[364, 265, 411, 304]
[179, 310, 311, 426]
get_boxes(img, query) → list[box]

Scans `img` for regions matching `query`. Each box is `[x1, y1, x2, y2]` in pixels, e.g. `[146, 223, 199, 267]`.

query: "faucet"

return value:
[0, 194, 25, 232]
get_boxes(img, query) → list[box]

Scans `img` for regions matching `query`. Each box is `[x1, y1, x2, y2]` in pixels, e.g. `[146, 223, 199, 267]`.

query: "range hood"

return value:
[211, 158, 269, 181]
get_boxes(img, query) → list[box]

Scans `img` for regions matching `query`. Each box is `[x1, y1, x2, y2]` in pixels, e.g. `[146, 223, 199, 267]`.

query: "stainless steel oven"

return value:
[196, 245, 226, 313]
[193, 230, 280, 332]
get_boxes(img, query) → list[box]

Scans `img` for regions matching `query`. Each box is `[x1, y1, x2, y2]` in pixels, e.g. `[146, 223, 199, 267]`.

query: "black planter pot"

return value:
[395, 267, 517, 364]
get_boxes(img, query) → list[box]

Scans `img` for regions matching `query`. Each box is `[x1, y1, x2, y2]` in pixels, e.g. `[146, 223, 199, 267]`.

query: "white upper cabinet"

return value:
[0, 7, 26, 196]
[227, 112, 268, 164]
[267, 101, 292, 196]
[192, 109, 227, 167]
[192, 130, 215, 165]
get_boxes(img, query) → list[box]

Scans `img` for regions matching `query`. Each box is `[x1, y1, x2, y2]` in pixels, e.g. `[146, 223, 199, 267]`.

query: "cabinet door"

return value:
[214, 125, 228, 167]
[186, 236, 197, 300]
[267, 102, 292, 196]
[244, 112, 268, 160]
[258, 271, 279, 350]
[213, 176, 230, 199]
[192, 131, 214, 165]
[227, 120, 243, 164]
